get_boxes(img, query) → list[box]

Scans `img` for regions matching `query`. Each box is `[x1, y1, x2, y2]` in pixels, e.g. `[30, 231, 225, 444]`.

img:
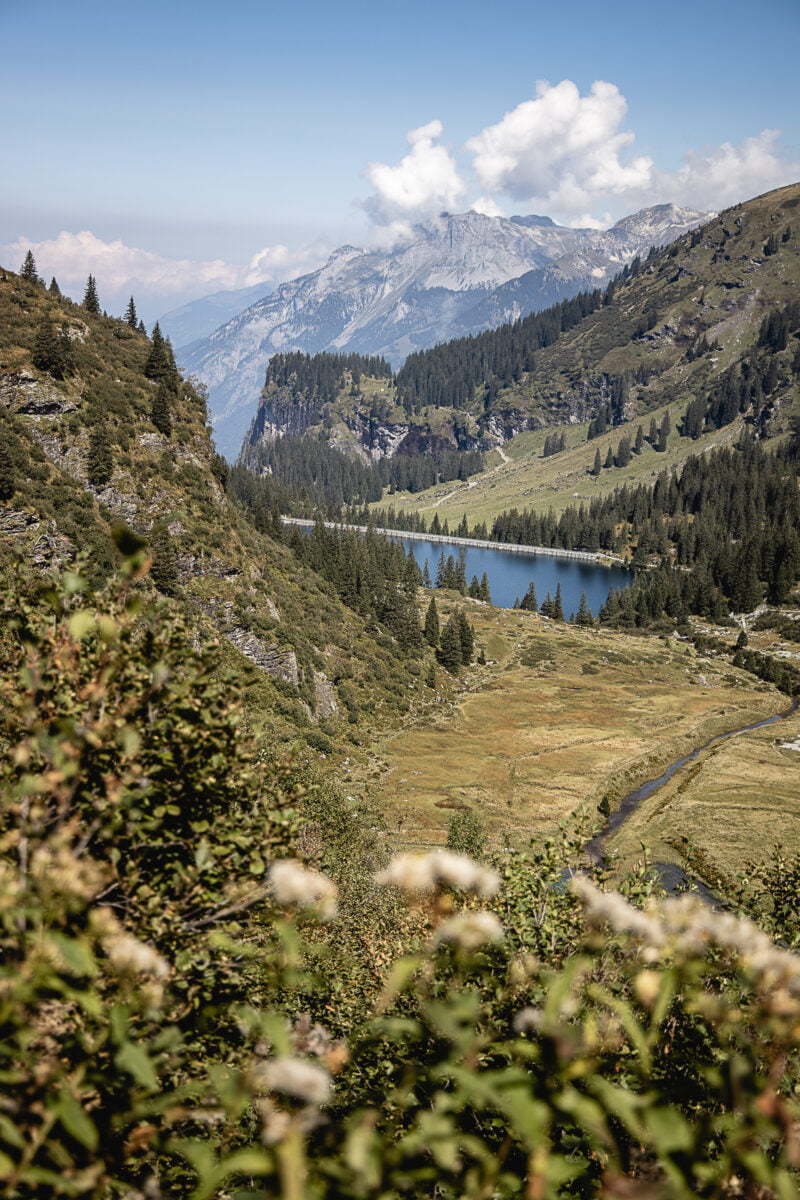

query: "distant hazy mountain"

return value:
[158, 282, 272, 349]
[179, 204, 708, 457]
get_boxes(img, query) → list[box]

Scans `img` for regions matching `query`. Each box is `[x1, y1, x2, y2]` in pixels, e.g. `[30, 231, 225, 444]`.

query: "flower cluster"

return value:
[375, 850, 499, 898]
[253, 1056, 333, 1106]
[434, 910, 504, 951]
[268, 859, 338, 921]
[571, 875, 800, 997]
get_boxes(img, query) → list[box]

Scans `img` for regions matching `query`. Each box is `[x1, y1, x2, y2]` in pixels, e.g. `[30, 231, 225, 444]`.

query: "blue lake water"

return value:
[392, 536, 632, 616]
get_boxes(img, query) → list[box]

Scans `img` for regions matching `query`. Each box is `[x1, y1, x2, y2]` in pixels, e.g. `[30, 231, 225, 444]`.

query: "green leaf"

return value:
[57, 1091, 98, 1152]
[115, 1041, 159, 1091]
[46, 933, 97, 978]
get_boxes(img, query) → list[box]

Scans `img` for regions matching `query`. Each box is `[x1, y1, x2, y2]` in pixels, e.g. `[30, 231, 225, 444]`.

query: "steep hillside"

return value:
[373, 182, 800, 521]
[181, 204, 706, 456]
[0, 267, 424, 747]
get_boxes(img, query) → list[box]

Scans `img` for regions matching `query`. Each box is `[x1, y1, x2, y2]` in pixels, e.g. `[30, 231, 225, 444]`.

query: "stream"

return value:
[577, 699, 799, 903]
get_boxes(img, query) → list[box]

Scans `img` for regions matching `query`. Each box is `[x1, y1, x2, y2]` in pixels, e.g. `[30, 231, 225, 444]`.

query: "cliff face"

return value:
[0, 269, 420, 742]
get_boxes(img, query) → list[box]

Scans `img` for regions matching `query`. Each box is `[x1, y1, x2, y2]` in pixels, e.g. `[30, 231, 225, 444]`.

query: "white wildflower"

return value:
[513, 1006, 544, 1034]
[570, 876, 665, 947]
[104, 933, 170, 979]
[255, 1057, 332, 1105]
[268, 860, 338, 921]
[375, 850, 499, 898]
[433, 910, 504, 950]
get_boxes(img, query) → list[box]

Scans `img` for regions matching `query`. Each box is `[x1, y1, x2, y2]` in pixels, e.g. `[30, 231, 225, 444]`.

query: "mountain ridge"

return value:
[180, 202, 708, 456]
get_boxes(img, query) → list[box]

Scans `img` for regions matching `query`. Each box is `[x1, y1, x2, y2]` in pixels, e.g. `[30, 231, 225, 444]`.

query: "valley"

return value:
[357, 595, 799, 885]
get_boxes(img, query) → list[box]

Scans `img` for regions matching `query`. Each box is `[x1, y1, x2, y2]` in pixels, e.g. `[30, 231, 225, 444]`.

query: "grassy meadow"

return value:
[371, 398, 751, 527]
[361, 595, 799, 879]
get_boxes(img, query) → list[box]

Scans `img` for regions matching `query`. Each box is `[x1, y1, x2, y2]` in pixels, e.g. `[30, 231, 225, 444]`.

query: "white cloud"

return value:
[363, 119, 466, 226]
[0, 230, 328, 314]
[469, 195, 506, 217]
[465, 80, 653, 217]
[653, 130, 799, 212]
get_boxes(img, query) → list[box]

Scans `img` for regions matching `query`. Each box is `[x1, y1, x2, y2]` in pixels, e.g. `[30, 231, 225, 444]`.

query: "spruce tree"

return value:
[151, 381, 173, 437]
[86, 424, 113, 487]
[591, 448, 602, 476]
[553, 582, 565, 621]
[457, 609, 474, 665]
[20, 250, 38, 282]
[575, 592, 594, 626]
[604, 446, 614, 469]
[424, 596, 440, 646]
[48, 277, 61, 296]
[479, 572, 491, 603]
[0, 438, 15, 501]
[137, 319, 147, 336]
[31, 318, 70, 378]
[150, 526, 179, 595]
[520, 581, 538, 611]
[634, 425, 644, 454]
[438, 615, 463, 674]
[125, 296, 138, 328]
[422, 560, 432, 587]
[657, 411, 670, 452]
[615, 436, 632, 468]
[82, 275, 101, 314]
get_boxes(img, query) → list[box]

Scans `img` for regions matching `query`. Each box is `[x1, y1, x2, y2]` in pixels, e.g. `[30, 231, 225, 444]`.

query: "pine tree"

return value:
[457, 609, 474, 665]
[657, 411, 670, 452]
[425, 662, 437, 688]
[137, 319, 147, 335]
[422, 560, 432, 587]
[32, 318, 70, 378]
[86, 424, 113, 487]
[144, 322, 179, 388]
[520, 581, 538, 611]
[479, 572, 491, 603]
[150, 526, 179, 595]
[615, 436, 632, 467]
[575, 592, 594, 626]
[648, 417, 658, 445]
[604, 446, 614, 469]
[125, 296, 138, 328]
[634, 425, 644, 454]
[540, 592, 554, 618]
[424, 596, 440, 646]
[48, 277, 61, 295]
[553, 582, 564, 621]
[591, 448, 602, 476]
[20, 250, 38, 282]
[151, 381, 173, 437]
[82, 275, 101, 314]
[0, 438, 15, 501]
[438, 615, 463, 674]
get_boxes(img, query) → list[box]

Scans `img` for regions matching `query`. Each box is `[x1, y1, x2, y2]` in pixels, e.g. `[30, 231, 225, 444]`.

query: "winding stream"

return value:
[581, 699, 799, 902]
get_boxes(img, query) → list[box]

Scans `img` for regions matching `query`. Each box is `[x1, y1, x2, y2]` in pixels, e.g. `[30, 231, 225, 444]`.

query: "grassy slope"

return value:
[372, 182, 800, 525]
[358, 595, 798, 877]
[0, 270, 422, 746]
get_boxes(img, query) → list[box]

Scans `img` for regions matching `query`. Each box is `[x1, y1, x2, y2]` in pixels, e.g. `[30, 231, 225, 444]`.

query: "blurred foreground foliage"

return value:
[1, 557, 800, 1198]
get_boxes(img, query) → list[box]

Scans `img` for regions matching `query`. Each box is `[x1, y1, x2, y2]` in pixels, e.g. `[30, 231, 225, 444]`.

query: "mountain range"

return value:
[176, 204, 709, 457]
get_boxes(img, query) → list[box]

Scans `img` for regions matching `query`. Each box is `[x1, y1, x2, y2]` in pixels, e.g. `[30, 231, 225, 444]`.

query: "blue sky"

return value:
[2, 0, 798, 314]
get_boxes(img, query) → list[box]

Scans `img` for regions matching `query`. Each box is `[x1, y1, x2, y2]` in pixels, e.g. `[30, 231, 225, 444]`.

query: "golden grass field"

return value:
[364, 597, 799, 880]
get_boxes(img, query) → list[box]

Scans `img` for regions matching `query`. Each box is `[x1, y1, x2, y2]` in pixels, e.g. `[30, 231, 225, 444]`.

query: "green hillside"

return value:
[371, 182, 800, 522]
[0, 268, 424, 746]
